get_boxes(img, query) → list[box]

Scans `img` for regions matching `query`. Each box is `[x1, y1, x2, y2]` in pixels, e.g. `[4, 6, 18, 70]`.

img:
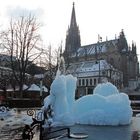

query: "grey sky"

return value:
[0, 0, 139, 59]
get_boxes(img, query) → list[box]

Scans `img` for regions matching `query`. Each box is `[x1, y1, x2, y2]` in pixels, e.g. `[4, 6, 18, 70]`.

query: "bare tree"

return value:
[35, 45, 59, 91]
[1, 15, 42, 97]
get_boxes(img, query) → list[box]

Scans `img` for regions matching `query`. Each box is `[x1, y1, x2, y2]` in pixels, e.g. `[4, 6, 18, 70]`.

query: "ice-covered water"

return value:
[43, 74, 133, 126]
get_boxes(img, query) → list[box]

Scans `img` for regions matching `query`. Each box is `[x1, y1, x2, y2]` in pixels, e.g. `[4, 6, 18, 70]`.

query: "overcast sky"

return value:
[0, 0, 140, 59]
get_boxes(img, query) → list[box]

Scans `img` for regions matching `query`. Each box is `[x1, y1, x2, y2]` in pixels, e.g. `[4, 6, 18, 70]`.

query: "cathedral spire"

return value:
[70, 2, 77, 28]
[118, 29, 128, 52]
[64, 2, 81, 63]
[132, 41, 136, 54]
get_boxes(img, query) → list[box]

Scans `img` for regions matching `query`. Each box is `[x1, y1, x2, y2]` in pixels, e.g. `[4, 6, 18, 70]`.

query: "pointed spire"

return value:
[64, 2, 81, 59]
[115, 34, 117, 39]
[132, 40, 134, 47]
[118, 29, 128, 52]
[128, 44, 131, 51]
[73, 2, 75, 6]
[132, 40, 136, 54]
[70, 2, 77, 28]
[98, 34, 102, 42]
[119, 29, 125, 37]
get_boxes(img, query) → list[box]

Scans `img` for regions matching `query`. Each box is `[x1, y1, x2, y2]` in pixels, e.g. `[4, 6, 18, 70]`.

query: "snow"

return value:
[136, 114, 140, 117]
[28, 84, 40, 91]
[42, 86, 48, 92]
[0, 66, 12, 71]
[0, 107, 11, 118]
[6, 84, 48, 93]
[0, 108, 32, 126]
[6, 84, 28, 91]
[43, 74, 132, 126]
[34, 74, 44, 79]
[22, 84, 28, 90]
[0, 108, 36, 140]
[3, 110, 32, 126]
[66, 60, 116, 77]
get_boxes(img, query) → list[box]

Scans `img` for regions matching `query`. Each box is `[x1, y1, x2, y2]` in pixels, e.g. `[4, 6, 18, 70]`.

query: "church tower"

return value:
[117, 29, 128, 52]
[64, 3, 81, 62]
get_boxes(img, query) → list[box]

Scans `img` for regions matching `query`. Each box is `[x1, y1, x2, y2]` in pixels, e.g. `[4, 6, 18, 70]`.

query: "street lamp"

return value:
[40, 78, 43, 97]
[98, 59, 101, 83]
[97, 35, 102, 83]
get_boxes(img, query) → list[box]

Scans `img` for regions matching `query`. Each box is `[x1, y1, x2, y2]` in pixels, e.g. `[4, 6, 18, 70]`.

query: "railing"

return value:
[22, 109, 44, 140]
[131, 100, 140, 115]
[22, 107, 88, 140]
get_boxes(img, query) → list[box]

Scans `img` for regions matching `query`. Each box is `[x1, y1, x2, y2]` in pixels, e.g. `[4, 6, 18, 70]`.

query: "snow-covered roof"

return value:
[28, 84, 40, 91]
[34, 74, 44, 79]
[66, 60, 115, 77]
[71, 39, 118, 57]
[6, 84, 28, 91]
[42, 86, 48, 92]
[0, 66, 12, 71]
[0, 54, 16, 61]
[23, 85, 28, 90]
[122, 48, 127, 52]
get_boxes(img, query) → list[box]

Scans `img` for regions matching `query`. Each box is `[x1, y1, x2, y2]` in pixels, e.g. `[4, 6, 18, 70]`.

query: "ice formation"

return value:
[43, 74, 132, 126]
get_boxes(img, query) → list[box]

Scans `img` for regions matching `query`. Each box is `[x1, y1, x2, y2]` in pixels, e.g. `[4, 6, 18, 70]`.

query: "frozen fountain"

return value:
[42, 56, 133, 127]
[21, 56, 134, 139]
[56, 56, 66, 76]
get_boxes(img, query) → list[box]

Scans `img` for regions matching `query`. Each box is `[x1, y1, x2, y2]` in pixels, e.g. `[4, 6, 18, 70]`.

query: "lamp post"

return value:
[40, 78, 43, 97]
[97, 34, 102, 83]
[98, 59, 101, 83]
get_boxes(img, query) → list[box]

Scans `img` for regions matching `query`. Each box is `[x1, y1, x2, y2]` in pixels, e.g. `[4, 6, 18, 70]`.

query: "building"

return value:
[66, 60, 123, 97]
[0, 54, 16, 67]
[63, 3, 139, 95]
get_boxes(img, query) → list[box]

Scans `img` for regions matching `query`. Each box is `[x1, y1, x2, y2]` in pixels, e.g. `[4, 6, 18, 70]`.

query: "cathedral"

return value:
[63, 3, 139, 96]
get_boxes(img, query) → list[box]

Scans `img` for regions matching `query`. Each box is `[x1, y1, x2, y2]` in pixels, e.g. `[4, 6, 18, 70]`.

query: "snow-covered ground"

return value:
[0, 108, 39, 140]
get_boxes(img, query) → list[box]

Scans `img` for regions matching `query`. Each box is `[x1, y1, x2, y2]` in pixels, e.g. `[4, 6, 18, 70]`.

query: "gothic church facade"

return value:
[63, 3, 139, 95]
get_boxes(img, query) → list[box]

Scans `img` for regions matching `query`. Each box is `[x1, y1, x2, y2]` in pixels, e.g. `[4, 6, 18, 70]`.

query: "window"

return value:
[82, 79, 85, 86]
[110, 58, 114, 65]
[102, 71, 106, 75]
[94, 79, 96, 85]
[90, 79, 92, 86]
[86, 79, 88, 86]
[79, 79, 81, 86]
